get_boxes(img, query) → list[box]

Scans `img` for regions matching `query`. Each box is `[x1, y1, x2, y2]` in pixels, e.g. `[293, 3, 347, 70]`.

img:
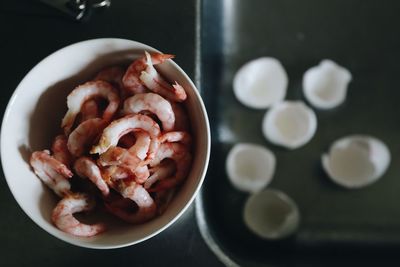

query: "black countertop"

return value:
[0, 1, 223, 266]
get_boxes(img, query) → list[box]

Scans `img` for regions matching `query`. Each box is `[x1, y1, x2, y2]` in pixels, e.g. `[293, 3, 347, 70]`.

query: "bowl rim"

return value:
[0, 38, 211, 249]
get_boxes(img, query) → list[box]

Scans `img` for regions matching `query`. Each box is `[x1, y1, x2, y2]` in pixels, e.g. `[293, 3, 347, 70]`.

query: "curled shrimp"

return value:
[123, 93, 175, 131]
[158, 131, 192, 145]
[30, 150, 73, 197]
[91, 114, 160, 155]
[74, 157, 109, 196]
[80, 100, 100, 122]
[105, 179, 157, 224]
[99, 131, 151, 183]
[140, 52, 187, 102]
[148, 143, 192, 192]
[144, 159, 176, 189]
[122, 52, 174, 95]
[51, 135, 73, 167]
[103, 166, 131, 184]
[67, 118, 107, 157]
[61, 81, 120, 135]
[147, 131, 191, 160]
[99, 131, 150, 165]
[52, 193, 106, 237]
[103, 164, 149, 186]
[134, 165, 150, 184]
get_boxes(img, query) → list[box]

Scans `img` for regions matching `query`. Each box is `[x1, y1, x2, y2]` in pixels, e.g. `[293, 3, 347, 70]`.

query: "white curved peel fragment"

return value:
[303, 59, 352, 109]
[226, 143, 276, 193]
[322, 135, 391, 188]
[243, 189, 300, 239]
[262, 101, 317, 149]
[233, 57, 288, 109]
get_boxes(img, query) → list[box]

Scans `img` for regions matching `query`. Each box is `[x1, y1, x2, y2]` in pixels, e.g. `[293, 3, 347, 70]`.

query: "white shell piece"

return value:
[233, 57, 288, 109]
[262, 101, 317, 149]
[322, 135, 391, 188]
[226, 143, 276, 193]
[303, 59, 352, 109]
[243, 189, 300, 239]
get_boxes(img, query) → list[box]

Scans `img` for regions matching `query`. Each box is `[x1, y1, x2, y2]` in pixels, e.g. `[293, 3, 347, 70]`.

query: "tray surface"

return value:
[197, 0, 400, 265]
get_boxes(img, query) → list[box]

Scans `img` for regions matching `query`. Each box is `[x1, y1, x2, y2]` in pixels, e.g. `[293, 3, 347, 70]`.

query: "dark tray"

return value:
[196, 0, 400, 266]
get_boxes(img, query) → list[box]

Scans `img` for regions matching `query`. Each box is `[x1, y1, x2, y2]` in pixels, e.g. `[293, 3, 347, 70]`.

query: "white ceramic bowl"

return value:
[1, 38, 210, 248]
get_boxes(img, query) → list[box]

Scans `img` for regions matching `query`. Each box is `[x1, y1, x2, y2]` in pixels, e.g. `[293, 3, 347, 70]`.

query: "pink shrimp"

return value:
[91, 114, 160, 155]
[67, 118, 107, 157]
[52, 193, 106, 237]
[123, 93, 175, 131]
[122, 52, 174, 95]
[51, 135, 73, 167]
[147, 143, 192, 192]
[139, 52, 186, 102]
[74, 157, 109, 196]
[61, 81, 120, 135]
[171, 102, 190, 131]
[30, 150, 73, 197]
[102, 163, 149, 185]
[144, 159, 176, 189]
[98, 131, 151, 183]
[105, 179, 157, 224]
[98, 131, 150, 165]
[147, 131, 192, 161]
[102, 166, 132, 186]
[134, 165, 150, 184]
[80, 99, 100, 122]
[158, 131, 192, 145]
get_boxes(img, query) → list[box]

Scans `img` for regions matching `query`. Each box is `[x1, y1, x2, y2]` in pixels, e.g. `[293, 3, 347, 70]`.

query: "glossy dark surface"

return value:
[0, 1, 223, 266]
[198, 0, 400, 266]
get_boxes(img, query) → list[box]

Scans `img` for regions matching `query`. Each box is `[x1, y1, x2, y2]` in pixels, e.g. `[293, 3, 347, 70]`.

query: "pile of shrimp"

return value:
[29, 51, 192, 237]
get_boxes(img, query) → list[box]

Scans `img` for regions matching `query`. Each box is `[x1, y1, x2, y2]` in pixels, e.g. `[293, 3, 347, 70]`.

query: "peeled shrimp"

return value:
[144, 160, 176, 189]
[147, 131, 191, 161]
[98, 131, 151, 184]
[91, 114, 160, 155]
[99, 131, 150, 165]
[102, 164, 148, 185]
[52, 193, 106, 237]
[30, 150, 73, 197]
[74, 157, 109, 196]
[148, 143, 191, 192]
[106, 179, 157, 224]
[51, 135, 73, 167]
[103, 166, 131, 183]
[134, 165, 150, 184]
[131, 131, 152, 160]
[80, 100, 99, 122]
[158, 131, 191, 145]
[68, 118, 107, 157]
[122, 52, 174, 95]
[123, 93, 175, 131]
[61, 81, 119, 135]
[140, 52, 187, 102]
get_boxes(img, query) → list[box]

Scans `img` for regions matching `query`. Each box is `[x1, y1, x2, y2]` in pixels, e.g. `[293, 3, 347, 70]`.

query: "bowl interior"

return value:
[1, 38, 210, 248]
